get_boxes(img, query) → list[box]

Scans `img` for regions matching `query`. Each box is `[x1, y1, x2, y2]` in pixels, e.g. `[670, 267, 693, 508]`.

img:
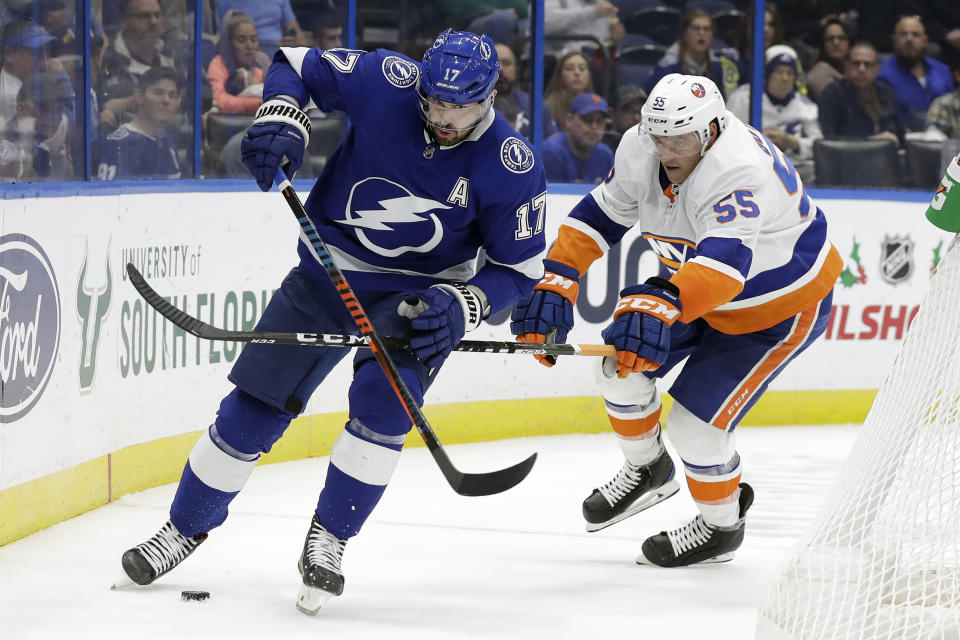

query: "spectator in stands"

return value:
[98, 0, 173, 131]
[878, 15, 955, 132]
[645, 9, 741, 98]
[438, 0, 527, 38]
[925, 54, 960, 139]
[807, 15, 852, 100]
[493, 41, 557, 141]
[97, 66, 182, 180]
[1, 21, 60, 122]
[205, 10, 270, 177]
[544, 0, 625, 56]
[216, 0, 308, 57]
[544, 50, 594, 133]
[542, 92, 614, 183]
[735, 3, 811, 91]
[0, 72, 72, 180]
[207, 10, 269, 115]
[467, 7, 526, 51]
[603, 83, 645, 153]
[310, 6, 343, 51]
[818, 41, 903, 145]
[727, 45, 821, 181]
[36, 0, 75, 58]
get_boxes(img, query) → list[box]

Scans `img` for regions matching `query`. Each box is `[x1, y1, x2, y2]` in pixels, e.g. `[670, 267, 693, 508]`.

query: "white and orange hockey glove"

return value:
[601, 277, 682, 378]
[510, 259, 580, 367]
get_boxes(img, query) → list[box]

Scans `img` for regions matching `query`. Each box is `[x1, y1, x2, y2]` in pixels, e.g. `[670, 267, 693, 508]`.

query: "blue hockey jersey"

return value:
[264, 47, 548, 316]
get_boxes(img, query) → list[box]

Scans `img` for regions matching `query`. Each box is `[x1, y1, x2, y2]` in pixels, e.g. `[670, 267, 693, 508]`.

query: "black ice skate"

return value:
[120, 520, 208, 585]
[296, 515, 347, 616]
[636, 482, 754, 567]
[582, 442, 680, 532]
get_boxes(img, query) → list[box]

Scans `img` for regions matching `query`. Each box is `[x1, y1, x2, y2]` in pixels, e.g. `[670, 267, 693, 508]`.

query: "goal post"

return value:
[755, 156, 960, 640]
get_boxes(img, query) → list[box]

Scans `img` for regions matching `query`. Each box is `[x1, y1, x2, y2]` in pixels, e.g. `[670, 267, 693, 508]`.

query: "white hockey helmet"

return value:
[641, 74, 726, 156]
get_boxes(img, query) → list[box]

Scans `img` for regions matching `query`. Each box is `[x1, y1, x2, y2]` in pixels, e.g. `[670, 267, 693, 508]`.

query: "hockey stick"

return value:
[272, 167, 536, 496]
[125, 264, 614, 358]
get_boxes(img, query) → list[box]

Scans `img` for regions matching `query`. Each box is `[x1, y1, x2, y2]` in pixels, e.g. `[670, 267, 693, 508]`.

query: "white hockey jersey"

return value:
[548, 111, 842, 334]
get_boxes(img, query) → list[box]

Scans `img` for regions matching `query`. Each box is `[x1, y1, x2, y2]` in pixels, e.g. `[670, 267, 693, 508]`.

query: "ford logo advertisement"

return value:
[0, 234, 61, 423]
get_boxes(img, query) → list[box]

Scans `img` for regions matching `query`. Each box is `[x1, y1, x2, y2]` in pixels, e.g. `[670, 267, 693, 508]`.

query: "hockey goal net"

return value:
[756, 234, 960, 640]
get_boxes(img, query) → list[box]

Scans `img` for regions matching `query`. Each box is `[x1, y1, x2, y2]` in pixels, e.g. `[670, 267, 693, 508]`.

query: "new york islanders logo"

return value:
[501, 137, 534, 174]
[381, 56, 419, 88]
[337, 177, 451, 257]
[690, 82, 706, 98]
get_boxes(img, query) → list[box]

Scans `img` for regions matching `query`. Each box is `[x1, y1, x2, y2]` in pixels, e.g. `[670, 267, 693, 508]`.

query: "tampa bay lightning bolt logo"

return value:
[338, 177, 451, 257]
[690, 82, 706, 98]
[381, 56, 419, 88]
[500, 137, 534, 174]
[479, 41, 492, 60]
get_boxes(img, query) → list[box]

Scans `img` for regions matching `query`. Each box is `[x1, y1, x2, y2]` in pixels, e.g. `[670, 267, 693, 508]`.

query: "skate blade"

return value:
[585, 479, 681, 533]
[635, 551, 735, 567]
[296, 583, 333, 616]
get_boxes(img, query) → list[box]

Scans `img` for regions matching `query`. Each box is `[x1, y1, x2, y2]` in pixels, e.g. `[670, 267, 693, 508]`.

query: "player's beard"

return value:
[426, 124, 473, 147]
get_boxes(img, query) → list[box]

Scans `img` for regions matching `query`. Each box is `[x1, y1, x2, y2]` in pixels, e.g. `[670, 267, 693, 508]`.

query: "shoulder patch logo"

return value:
[500, 137, 534, 174]
[382, 56, 419, 88]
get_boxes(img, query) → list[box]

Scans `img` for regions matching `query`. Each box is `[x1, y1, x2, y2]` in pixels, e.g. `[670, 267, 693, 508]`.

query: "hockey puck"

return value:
[181, 590, 210, 602]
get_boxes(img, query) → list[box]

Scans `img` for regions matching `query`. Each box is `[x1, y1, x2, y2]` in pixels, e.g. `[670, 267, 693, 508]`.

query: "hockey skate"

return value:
[120, 520, 208, 586]
[296, 515, 347, 616]
[636, 482, 754, 567]
[582, 442, 680, 532]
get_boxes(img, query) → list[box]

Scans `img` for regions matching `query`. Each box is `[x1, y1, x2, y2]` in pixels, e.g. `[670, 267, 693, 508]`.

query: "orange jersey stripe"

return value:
[685, 475, 741, 503]
[669, 262, 744, 323]
[704, 245, 842, 335]
[712, 302, 820, 431]
[546, 225, 605, 276]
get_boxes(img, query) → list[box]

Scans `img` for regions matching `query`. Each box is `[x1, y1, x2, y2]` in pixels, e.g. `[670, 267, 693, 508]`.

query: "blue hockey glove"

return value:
[600, 277, 682, 378]
[398, 283, 488, 369]
[241, 99, 311, 191]
[509, 259, 579, 368]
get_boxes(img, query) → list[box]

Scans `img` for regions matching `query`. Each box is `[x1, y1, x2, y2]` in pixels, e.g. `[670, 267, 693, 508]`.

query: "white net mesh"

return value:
[756, 234, 960, 640]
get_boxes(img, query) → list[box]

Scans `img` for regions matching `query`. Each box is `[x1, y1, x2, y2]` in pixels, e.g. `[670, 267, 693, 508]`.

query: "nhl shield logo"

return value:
[879, 234, 914, 285]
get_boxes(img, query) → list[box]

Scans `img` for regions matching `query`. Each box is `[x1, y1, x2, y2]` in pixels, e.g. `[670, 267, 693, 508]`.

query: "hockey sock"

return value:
[683, 454, 743, 527]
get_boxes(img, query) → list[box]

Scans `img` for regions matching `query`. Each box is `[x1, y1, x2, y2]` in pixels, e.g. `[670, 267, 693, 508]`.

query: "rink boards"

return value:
[0, 184, 947, 544]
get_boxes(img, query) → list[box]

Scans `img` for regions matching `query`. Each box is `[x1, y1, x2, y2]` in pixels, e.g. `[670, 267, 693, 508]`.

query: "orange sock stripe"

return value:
[608, 410, 661, 438]
[685, 474, 741, 503]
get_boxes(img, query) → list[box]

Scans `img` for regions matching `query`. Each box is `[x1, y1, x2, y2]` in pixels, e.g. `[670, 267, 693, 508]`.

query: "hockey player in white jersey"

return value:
[512, 74, 842, 566]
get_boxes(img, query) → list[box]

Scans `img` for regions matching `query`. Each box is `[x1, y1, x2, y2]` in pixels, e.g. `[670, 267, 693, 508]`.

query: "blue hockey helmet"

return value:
[419, 29, 500, 105]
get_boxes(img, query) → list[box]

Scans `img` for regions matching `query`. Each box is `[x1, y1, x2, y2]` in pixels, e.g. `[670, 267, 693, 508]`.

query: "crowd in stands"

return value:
[2, 0, 959, 187]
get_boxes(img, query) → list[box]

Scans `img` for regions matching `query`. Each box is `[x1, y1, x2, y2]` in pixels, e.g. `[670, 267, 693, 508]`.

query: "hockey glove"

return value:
[510, 259, 579, 368]
[241, 99, 311, 191]
[601, 277, 682, 379]
[398, 283, 488, 369]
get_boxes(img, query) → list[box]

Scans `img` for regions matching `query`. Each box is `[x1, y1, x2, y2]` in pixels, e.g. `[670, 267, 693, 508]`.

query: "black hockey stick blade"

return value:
[442, 450, 538, 497]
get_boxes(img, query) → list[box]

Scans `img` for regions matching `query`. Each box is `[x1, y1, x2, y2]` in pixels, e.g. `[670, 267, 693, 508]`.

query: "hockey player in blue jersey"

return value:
[119, 29, 547, 614]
